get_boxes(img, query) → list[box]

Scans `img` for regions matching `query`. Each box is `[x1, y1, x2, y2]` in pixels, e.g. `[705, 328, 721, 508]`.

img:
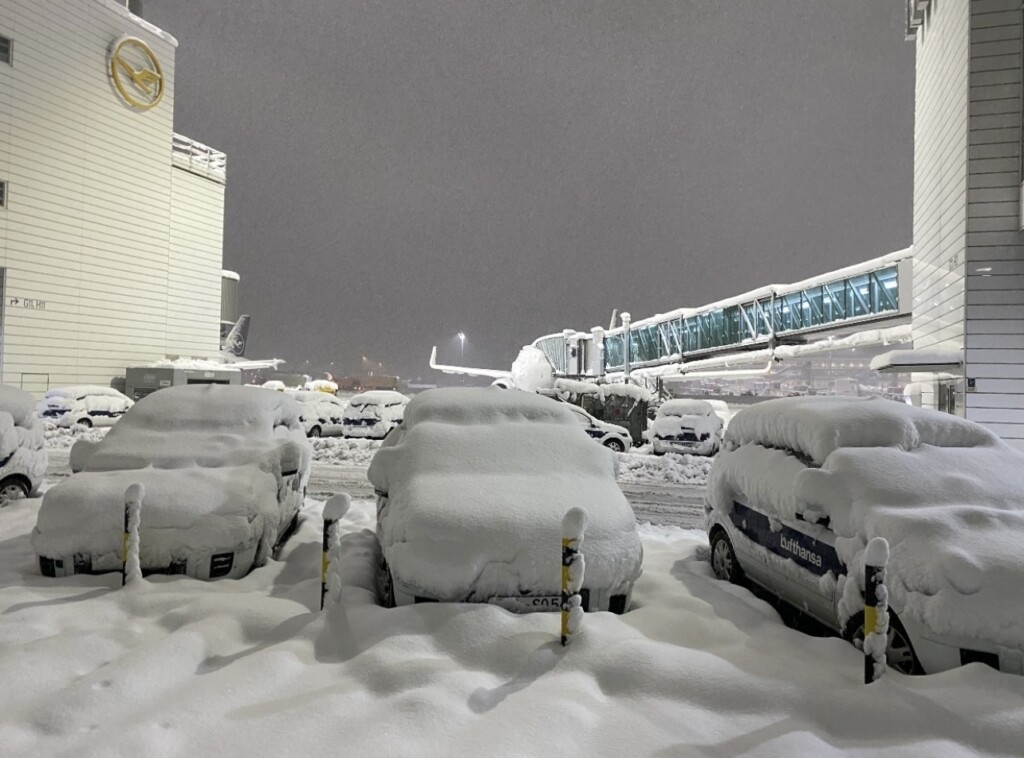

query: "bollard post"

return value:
[863, 537, 890, 683]
[560, 507, 588, 647]
[321, 493, 351, 610]
[122, 484, 144, 587]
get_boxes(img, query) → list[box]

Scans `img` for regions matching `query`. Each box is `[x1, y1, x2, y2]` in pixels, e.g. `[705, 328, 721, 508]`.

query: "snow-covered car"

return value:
[32, 385, 311, 581]
[292, 390, 348, 437]
[368, 388, 643, 612]
[564, 403, 632, 453]
[651, 399, 723, 456]
[343, 390, 409, 439]
[37, 385, 133, 428]
[0, 385, 47, 504]
[705, 396, 1024, 675]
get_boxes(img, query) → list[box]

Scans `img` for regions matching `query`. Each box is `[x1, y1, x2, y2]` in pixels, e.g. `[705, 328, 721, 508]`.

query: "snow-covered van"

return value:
[342, 390, 409, 439]
[38, 386, 133, 428]
[0, 384, 47, 504]
[32, 385, 310, 581]
[706, 395, 1024, 675]
[563, 403, 632, 453]
[368, 387, 643, 612]
[651, 399, 723, 456]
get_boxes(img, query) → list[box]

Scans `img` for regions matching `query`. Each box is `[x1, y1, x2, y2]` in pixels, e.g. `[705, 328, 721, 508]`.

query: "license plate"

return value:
[489, 595, 562, 613]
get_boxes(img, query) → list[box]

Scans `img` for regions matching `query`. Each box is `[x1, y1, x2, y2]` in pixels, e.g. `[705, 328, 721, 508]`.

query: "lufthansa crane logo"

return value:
[108, 37, 164, 110]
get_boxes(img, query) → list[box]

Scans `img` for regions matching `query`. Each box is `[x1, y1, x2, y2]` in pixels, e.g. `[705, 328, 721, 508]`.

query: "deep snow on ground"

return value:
[617, 449, 713, 486]
[308, 436, 384, 467]
[1, 496, 1022, 757]
[42, 422, 109, 449]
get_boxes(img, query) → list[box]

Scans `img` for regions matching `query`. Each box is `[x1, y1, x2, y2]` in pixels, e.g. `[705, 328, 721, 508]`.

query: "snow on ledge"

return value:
[870, 348, 962, 372]
[98, 0, 179, 46]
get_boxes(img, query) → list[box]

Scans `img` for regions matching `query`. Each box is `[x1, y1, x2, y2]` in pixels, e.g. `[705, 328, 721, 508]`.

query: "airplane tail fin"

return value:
[221, 315, 251, 357]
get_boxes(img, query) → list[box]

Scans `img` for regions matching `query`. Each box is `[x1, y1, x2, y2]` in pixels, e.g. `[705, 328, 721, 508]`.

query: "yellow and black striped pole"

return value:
[321, 493, 352, 610]
[560, 507, 588, 647]
[864, 537, 890, 683]
[560, 536, 573, 645]
[121, 506, 130, 587]
[122, 483, 144, 587]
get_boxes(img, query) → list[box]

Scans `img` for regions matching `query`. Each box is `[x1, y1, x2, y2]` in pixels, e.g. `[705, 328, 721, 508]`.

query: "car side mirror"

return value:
[279, 441, 304, 477]
[69, 439, 98, 473]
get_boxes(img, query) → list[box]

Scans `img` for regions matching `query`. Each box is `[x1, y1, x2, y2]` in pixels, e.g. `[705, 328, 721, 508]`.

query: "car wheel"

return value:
[710, 529, 744, 584]
[308, 426, 322, 438]
[0, 477, 29, 506]
[380, 564, 396, 608]
[845, 611, 922, 675]
[604, 438, 626, 453]
[78, 418, 93, 428]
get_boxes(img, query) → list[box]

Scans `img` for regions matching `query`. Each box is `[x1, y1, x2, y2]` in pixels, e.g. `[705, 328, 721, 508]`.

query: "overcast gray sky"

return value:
[146, 0, 914, 380]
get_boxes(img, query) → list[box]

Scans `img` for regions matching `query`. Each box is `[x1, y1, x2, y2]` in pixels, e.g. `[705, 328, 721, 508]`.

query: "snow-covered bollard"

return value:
[122, 484, 144, 587]
[561, 507, 588, 647]
[863, 537, 890, 683]
[321, 493, 351, 610]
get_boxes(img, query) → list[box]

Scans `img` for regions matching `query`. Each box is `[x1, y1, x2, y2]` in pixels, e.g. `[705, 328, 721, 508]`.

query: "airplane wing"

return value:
[217, 356, 286, 370]
[429, 346, 512, 379]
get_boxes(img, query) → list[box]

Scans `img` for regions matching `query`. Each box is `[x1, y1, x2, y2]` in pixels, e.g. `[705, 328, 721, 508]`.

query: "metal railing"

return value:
[172, 133, 227, 182]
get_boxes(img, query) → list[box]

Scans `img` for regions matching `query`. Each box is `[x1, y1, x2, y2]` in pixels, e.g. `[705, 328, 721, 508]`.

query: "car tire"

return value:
[710, 529, 744, 584]
[844, 611, 922, 675]
[0, 476, 29, 506]
[78, 418, 93, 428]
[381, 564, 396, 608]
[308, 426, 322, 438]
[604, 438, 626, 453]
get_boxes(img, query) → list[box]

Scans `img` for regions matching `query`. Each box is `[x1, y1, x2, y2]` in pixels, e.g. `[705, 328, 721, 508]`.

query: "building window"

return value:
[0, 181, 6, 209]
[0, 35, 11, 65]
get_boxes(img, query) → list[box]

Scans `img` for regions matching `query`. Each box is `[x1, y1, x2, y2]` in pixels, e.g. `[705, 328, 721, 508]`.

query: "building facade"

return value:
[907, 0, 1024, 448]
[0, 0, 225, 394]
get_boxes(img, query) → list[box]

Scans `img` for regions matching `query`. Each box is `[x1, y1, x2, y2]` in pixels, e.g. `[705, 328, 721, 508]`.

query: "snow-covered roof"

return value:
[724, 395, 993, 466]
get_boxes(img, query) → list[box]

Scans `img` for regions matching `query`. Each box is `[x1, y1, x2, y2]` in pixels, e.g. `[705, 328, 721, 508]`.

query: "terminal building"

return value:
[0, 0, 226, 394]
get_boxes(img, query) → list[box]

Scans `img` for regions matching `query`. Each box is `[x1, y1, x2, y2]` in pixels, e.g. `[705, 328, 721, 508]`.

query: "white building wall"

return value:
[0, 0, 225, 395]
[963, 0, 1024, 447]
[166, 166, 225, 357]
[910, 0, 970, 412]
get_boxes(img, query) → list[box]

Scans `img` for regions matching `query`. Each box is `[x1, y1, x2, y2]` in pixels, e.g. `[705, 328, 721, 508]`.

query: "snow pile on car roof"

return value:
[707, 396, 1024, 647]
[369, 388, 642, 599]
[0, 384, 47, 489]
[293, 390, 345, 405]
[723, 395, 995, 464]
[349, 390, 408, 406]
[42, 386, 126, 399]
[659, 399, 714, 417]
[79, 384, 309, 472]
